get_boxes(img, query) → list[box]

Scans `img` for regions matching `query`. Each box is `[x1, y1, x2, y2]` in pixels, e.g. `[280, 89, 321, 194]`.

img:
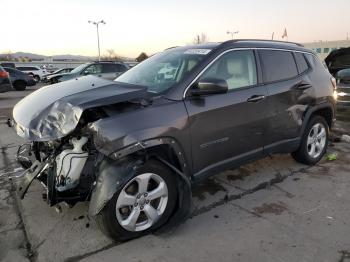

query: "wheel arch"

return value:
[108, 137, 191, 177]
[301, 102, 335, 135]
[89, 139, 192, 226]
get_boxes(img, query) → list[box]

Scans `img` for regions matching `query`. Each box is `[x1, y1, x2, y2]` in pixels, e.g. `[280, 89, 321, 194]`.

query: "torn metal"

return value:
[13, 75, 147, 141]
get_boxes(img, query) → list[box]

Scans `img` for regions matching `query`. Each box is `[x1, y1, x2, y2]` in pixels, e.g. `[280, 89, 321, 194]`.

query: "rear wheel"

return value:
[292, 116, 329, 165]
[97, 159, 177, 241]
[13, 80, 26, 91]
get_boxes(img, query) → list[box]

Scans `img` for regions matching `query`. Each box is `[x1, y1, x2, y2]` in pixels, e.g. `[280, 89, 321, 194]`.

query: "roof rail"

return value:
[92, 60, 125, 63]
[222, 39, 304, 47]
[164, 46, 179, 50]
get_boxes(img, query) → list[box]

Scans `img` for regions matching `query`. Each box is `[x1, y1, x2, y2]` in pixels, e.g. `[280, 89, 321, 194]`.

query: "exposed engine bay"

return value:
[17, 134, 97, 206]
[13, 76, 152, 207]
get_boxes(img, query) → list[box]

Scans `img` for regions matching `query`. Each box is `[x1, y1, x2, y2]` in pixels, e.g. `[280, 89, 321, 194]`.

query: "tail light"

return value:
[0, 71, 9, 78]
[331, 77, 337, 89]
[331, 77, 337, 100]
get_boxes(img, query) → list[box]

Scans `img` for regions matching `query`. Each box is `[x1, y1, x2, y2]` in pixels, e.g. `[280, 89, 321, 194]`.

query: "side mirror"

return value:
[191, 78, 228, 96]
[83, 70, 90, 75]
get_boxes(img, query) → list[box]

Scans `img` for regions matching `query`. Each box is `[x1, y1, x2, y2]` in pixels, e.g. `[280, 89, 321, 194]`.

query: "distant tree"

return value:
[3, 50, 13, 61]
[136, 52, 148, 62]
[101, 49, 122, 61]
[193, 33, 209, 44]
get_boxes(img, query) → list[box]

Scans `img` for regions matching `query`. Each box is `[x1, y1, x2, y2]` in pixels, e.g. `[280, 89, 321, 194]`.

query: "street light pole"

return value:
[227, 30, 239, 40]
[88, 20, 106, 61]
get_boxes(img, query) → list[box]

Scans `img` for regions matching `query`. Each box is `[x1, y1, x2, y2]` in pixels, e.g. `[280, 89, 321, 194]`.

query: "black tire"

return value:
[291, 116, 329, 165]
[96, 159, 178, 241]
[50, 77, 58, 84]
[13, 80, 27, 91]
[34, 75, 40, 82]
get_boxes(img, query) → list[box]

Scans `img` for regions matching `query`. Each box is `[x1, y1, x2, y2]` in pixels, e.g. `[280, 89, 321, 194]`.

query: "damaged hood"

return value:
[13, 75, 147, 141]
[325, 47, 350, 76]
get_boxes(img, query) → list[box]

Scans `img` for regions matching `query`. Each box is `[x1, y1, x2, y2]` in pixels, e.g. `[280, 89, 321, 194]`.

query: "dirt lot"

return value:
[0, 88, 350, 262]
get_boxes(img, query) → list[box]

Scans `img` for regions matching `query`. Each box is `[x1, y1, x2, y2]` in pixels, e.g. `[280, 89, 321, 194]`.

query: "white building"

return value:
[302, 39, 350, 60]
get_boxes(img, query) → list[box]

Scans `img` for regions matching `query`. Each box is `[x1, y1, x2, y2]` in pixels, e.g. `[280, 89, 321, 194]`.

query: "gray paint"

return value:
[13, 40, 336, 224]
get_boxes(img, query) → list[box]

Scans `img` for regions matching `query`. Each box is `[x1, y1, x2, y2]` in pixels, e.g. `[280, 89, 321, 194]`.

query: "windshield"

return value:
[70, 64, 88, 74]
[115, 48, 211, 93]
[52, 68, 67, 74]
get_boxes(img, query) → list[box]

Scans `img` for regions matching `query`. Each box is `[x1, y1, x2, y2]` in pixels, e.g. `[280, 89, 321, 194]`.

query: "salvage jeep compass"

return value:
[13, 40, 336, 241]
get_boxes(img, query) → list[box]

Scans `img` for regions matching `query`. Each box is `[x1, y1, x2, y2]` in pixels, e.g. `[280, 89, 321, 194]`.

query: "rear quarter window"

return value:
[294, 53, 309, 74]
[260, 50, 298, 82]
[115, 64, 128, 72]
[305, 53, 328, 72]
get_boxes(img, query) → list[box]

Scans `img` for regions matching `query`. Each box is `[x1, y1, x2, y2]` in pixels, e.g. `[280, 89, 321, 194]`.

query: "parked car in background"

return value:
[14, 40, 336, 241]
[16, 66, 47, 82]
[41, 68, 74, 84]
[325, 47, 350, 76]
[56, 61, 129, 83]
[1, 62, 16, 69]
[0, 66, 13, 92]
[325, 48, 350, 109]
[4, 67, 36, 91]
[334, 68, 350, 109]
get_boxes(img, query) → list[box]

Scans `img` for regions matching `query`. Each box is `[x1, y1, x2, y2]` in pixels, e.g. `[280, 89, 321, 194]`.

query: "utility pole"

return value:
[227, 30, 239, 40]
[88, 20, 106, 61]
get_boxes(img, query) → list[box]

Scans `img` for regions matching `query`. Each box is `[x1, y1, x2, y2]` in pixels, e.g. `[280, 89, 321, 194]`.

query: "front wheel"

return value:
[33, 75, 40, 82]
[50, 77, 58, 84]
[292, 116, 329, 165]
[96, 159, 177, 241]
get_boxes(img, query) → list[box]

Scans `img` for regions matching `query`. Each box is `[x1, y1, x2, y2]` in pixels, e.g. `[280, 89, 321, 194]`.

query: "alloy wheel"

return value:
[306, 123, 327, 158]
[115, 173, 168, 232]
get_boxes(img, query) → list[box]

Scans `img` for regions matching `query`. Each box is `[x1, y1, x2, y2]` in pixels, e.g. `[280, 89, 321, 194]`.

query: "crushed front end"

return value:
[11, 76, 148, 207]
[16, 135, 98, 207]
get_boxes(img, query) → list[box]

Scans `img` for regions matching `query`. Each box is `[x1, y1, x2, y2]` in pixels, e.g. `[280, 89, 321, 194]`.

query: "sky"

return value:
[1, 0, 350, 58]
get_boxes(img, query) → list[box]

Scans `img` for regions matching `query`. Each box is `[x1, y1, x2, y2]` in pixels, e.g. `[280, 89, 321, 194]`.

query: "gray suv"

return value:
[13, 40, 336, 241]
[55, 61, 129, 83]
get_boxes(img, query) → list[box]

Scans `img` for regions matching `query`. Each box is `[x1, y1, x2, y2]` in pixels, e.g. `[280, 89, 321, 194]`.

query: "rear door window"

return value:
[115, 64, 128, 72]
[102, 64, 115, 73]
[259, 50, 298, 82]
[294, 53, 309, 74]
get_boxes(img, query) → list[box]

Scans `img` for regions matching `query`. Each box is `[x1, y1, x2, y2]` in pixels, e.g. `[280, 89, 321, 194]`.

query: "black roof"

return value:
[168, 39, 313, 54]
[220, 39, 312, 53]
[92, 61, 126, 64]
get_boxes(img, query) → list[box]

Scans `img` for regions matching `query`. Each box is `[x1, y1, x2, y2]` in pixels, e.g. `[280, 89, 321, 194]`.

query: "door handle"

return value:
[295, 81, 312, 90]
[247, 95, 265, 102]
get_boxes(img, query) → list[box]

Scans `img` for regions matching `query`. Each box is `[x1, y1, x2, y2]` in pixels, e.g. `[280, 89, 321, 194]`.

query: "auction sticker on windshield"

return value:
[184, 49, 211, 55]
